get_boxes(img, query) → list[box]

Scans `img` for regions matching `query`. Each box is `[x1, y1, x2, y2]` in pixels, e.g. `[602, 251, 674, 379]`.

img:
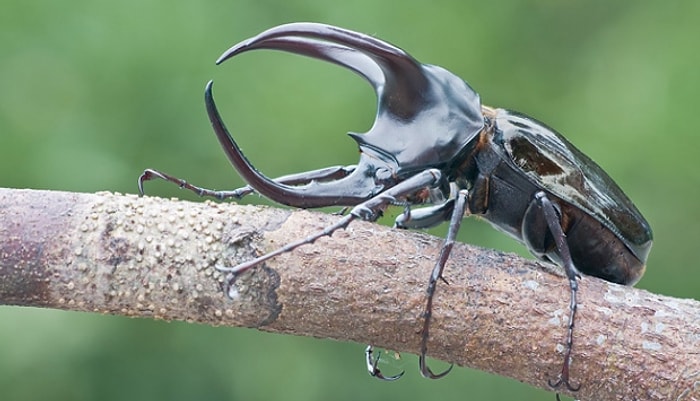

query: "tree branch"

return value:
[0, 188, 698, 400]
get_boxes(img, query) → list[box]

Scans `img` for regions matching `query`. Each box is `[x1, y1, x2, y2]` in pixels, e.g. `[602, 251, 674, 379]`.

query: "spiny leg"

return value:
[138, 165, 356, 200]
[138, 169, 252, 200]
[219, 211, 358, 280]
[535, 192, 581, 392]
[268, 165, 357, 186]
[218, 168, 443, 277]
[365, 345, 404, 381]
[418, 189, 468, 379]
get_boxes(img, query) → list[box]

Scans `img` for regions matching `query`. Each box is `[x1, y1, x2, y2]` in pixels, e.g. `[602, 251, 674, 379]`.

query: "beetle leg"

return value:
[217, 168, 443, 277]
[365, 345, 404, 381]
[535, 192, 582, 392]
[138, 165, 356, 200]
[138, 168, 251, 200]
[394, 199, 456, 230]
[265, 165, 357, 186]
[418, 189, 468, 379]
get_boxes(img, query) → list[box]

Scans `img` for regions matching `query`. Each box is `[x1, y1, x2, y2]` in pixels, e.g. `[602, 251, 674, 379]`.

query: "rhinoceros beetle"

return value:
[139, 23, 653, 392]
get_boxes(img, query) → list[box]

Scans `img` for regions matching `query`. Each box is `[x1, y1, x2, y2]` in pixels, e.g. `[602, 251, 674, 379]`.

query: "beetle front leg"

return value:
[217, 168, 443, 276]
[534, 191, 581, 393]
[138, 165, 356, 200]
[138, 168, 251, 200]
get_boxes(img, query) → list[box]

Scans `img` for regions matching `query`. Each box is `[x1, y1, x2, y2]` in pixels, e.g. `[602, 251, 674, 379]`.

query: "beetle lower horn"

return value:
[216, 22, 430, 121]
[204, 80, 379, 208]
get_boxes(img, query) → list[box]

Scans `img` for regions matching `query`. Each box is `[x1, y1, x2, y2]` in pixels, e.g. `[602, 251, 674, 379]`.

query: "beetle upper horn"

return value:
[216, 22, 430, 120]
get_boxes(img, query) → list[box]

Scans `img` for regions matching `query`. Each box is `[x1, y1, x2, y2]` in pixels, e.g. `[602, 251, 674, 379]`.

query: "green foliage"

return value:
[1, 1, 698, 400]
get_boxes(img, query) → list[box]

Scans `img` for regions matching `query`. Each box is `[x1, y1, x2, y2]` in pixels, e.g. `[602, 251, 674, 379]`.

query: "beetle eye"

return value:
[374, 167, 395, 185]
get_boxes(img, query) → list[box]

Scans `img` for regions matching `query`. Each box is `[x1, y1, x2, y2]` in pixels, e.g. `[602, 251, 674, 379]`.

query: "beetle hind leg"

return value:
[533, 192, 582, 393]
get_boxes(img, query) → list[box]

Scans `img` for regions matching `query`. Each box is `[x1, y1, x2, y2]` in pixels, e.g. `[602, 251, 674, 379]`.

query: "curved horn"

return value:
[216, 22, 430, 120]
[220, 36, 385, 90]
[204, 80, 380, 208]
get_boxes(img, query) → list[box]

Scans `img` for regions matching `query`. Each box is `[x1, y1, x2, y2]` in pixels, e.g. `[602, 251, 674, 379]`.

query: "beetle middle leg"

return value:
[365, 345, 404, 381]
[362, 197, 460, 381]
[533, 191, 581, 392]
[394, 199, 456, 230]
[417, 189, 468, 379]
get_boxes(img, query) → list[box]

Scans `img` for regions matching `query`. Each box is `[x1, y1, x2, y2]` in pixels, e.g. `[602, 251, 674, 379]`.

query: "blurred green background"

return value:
[1, 1, 698, 400]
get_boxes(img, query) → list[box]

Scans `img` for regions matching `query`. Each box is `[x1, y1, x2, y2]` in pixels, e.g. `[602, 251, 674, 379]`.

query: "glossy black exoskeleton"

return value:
[139, 23, 653, 392]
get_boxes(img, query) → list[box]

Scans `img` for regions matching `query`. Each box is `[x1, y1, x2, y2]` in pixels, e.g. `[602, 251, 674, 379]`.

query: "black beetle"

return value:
[139, 23, 653, 391]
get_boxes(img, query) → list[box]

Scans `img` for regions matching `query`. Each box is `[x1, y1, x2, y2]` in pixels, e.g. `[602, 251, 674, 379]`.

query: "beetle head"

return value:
[207, 23, 485, 207]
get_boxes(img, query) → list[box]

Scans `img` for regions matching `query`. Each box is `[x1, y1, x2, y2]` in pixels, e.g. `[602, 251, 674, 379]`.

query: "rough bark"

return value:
[0, 188, 698, 400]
